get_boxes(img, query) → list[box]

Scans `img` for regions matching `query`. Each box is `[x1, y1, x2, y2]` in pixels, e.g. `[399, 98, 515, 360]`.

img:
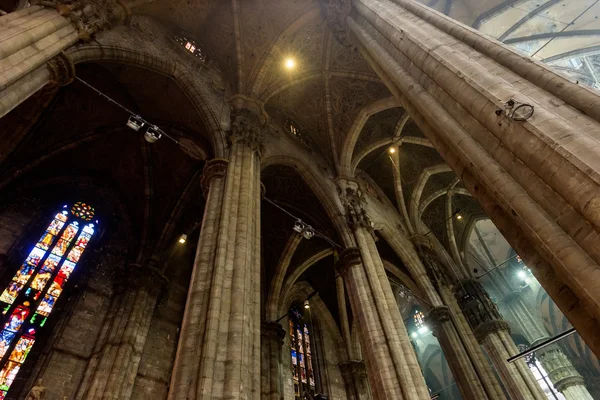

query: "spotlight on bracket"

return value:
[293, 219, 315, 240]
[144, 125, 163, 143]
[304, 300, 310, 309]
[179, 234, 187, 244]
[126, 115, 145, 131]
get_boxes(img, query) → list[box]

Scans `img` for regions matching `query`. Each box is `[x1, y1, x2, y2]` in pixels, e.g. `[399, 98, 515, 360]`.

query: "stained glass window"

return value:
[414, 310, 425, 328]
[289, 308, 316, 399]
[0, 204, 97, 398]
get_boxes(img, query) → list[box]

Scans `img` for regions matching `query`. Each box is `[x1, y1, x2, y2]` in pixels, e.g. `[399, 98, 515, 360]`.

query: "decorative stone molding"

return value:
[335, 247, 362, 276]
[426, 306, 450, 333]
[409, 234, 433, 250]
[121, 264, 168, 296]
[420, 248, 455, 288]
[322, 0, 352, 47]
[46, 52, 75, 87]
[261, 321, 286, 347]
[336, 178, 373, 230]
[339, 360, 367, 379]
[200, 158, 228, 197]
[38, 0, 130, 40]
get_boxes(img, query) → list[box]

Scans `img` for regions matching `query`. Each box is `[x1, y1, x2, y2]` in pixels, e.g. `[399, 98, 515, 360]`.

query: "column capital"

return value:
[455, 279, 509, 341]
[121, 264, 168, 296]
[409, 234, 433, 249]
[335, 247, 362, 276]
[201, 158, 228, 197]
[426, 306, 451, 333]
[338, 360, 367, 379]
[336, 178, 373, 230]
[47, 52, 75, 87]
[261, 321, 286, 346]
[230, 106, 267, 155]
[40, 0, 130, 39]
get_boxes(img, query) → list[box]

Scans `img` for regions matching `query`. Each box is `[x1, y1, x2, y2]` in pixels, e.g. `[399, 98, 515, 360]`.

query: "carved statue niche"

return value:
[25, 379, 46, 400]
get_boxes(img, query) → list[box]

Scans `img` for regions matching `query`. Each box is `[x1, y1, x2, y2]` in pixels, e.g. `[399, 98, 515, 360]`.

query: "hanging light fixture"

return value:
[126, 115, 145, 131]
[144, 125, 163, 143]
[178, 234, 187, 244]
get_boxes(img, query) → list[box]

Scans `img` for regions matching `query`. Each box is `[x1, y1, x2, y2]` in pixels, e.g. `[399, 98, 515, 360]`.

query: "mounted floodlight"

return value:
[179, 234, 187, 244]
[145, 125, 163, 143]
[293, 219, 315, 240]
[127, 115, 145, 131]
[302, 225, 315, 240]
[304, 300, 310, 309]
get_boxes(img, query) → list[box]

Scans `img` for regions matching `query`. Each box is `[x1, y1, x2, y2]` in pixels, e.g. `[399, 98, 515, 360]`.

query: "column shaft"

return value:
[345, 0, 600, 356]
[75, 265, 167, 400]
[261, 322, 285, 400]
[168, 101, 264, 400]
[339, 360, 371, 400]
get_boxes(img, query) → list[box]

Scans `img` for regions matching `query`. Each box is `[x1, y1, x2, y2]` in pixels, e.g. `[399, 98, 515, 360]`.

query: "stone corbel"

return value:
[426, 305, 451, 335]
[335, 247, 362, 276]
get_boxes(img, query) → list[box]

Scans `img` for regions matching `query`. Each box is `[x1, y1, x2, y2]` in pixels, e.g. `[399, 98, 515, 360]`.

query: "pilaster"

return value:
[76, 264, 167, 400]
[261, 322, 286, 400]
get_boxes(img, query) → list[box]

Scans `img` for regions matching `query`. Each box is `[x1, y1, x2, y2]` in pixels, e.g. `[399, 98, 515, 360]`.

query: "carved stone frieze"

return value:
[46, 52, 75, 87]
[200, 158, 228, 197]
[335, 247, 362, 276]
[339, 360, 367, 379]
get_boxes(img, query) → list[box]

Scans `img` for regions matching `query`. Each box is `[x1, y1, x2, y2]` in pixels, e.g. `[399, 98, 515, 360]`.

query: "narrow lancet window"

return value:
[0, 203, 97, 398]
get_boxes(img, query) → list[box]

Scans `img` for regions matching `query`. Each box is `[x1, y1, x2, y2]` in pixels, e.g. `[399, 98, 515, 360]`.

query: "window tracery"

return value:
[289, 307, 316, 399]
[414, 310, 425, 328]
[0, 204, 97, 398]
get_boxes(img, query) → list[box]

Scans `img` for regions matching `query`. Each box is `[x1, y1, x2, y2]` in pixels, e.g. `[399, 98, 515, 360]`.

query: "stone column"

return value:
[75, 264, 167, 400]
[413, 236, 505, 400]
[502, 293, 593, 400]
[339, 360, 370, 400]
[335, 178, 429, 400]
[456, 280, 546, 400]
[168, 95, 265, 400]
[0, 1, 128, 117]
[342, 0, 600, 356]
[261, 322, 286, 400]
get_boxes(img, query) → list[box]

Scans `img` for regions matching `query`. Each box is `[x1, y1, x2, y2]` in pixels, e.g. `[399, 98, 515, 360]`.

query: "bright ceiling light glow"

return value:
[411, 332, 418, 338]
[517, 270, 527, 280]
[285, 58, 296, 69]
[179, 234, 187, 244]
[418, 326, 429, 334]
[389, 147, 396, 154]
[456, 214, 462, 220]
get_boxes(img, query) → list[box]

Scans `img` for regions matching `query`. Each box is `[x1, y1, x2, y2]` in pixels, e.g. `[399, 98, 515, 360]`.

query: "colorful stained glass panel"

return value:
[47, 217, 65, 235]
[67, 246, 84, 263]
[14, 264, 35, 285]
[47, 275, 65, 298]
[59, 261, 76, 279]
[30, 271, 51, 291]
[0, 331, 16, 358]
[71, 202, 95, 221]
[0, 362, 20, 392]
[4, 307, 29, 332]
[40, 254, 61, 273]
[37, 295, 56, 317]
[0, 283, 23, 305]
[8, 337, 34, 363]
[25, 248, 45, 267]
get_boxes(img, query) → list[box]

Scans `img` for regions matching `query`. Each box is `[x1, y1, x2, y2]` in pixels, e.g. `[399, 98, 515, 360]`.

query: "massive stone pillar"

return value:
[412, 236, 505, 400]
[0, 1, 127, 117]
[76, 264, 167, 400]
[502, 293, 593, 400]
[341, 0, 600, 356]
[339, 360, 370, 400]
[261, 322, 286, 400]
[456, 280, 546, 400]
[335, 178, 429, 400]
[168, 95, 265, 400]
